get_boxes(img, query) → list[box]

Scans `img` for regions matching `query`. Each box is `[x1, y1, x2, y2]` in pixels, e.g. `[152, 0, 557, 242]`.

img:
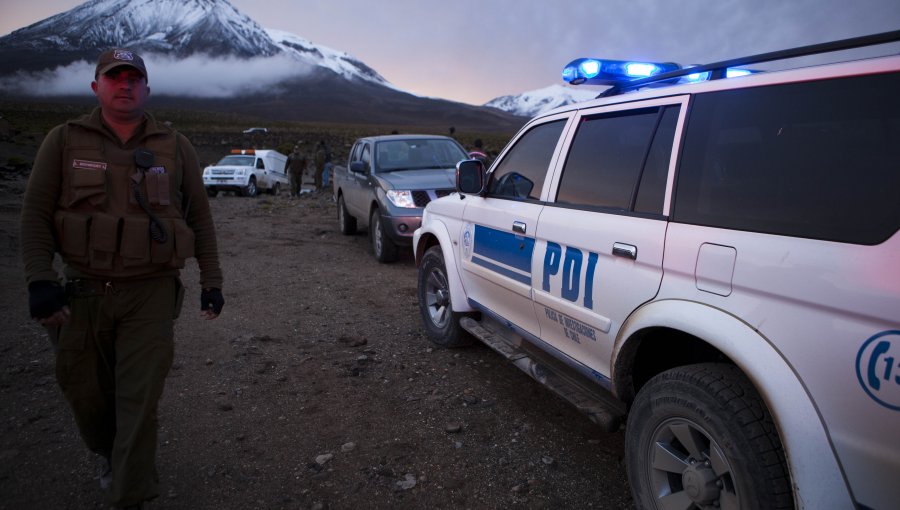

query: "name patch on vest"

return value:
[72, 159, 108, 171]
[148, 166, 166, 174]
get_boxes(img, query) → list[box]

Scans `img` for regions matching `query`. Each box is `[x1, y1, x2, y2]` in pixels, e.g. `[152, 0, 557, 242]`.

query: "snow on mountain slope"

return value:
[484, 84, 602, 117]
[3, 0, 280, 57]
[266, 29, 396, 89]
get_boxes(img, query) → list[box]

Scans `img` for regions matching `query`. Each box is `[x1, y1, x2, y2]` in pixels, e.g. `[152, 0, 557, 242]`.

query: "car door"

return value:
[255, 156, 270, 189]
[532, 97, 688, 379]
[459, 114, 573, 339]
[345, 141, 370, 219]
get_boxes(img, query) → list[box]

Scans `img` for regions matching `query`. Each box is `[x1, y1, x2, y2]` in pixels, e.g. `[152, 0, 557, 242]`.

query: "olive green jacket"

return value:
[21, 108, 223, 289]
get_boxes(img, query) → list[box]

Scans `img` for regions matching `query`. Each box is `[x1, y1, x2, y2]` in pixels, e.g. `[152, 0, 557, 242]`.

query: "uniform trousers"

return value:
[50, 276, 182, 507]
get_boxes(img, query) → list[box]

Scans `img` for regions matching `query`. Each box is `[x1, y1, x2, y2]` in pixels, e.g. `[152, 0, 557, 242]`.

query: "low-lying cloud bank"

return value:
[0, 53, 311, 97]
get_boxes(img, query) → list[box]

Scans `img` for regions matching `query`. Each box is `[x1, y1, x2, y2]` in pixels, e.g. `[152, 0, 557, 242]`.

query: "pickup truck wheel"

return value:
[338, 195, 357, 235]
[417, 246, 473, 347]
[242, 177, 258, 197]
[206, 188, 218, 198]
[269, 182, 280, 196]
[626, 363, 793, 510]
[370, 209, 398, 263]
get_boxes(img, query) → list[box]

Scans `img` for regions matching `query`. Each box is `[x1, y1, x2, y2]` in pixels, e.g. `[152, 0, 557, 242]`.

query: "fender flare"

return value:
[414, 219, 475, 313]
[613, 299, 853, 510]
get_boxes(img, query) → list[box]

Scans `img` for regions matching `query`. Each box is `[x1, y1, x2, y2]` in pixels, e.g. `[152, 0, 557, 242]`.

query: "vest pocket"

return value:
[54, 211, 90, 261]
[66, 167, 107, 208]
[173, 219, 196, 261]
[120, 216, 151, 266]
[151, 219, 175, 264]
[89, 212, 120, 270]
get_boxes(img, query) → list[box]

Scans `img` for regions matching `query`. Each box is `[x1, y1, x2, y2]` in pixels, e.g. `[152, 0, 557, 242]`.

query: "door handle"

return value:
[612, 242, 637, 260]
[512, 221, 526, 235]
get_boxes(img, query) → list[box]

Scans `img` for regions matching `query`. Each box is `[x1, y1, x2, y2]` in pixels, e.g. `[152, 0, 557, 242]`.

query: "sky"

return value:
[1, 0, 899, 105]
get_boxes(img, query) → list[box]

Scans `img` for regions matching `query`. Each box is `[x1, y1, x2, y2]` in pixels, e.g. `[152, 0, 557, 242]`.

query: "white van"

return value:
[202, 149, 288, 197]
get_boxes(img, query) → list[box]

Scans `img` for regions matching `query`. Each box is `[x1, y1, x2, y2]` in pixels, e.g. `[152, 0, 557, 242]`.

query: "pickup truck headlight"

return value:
[386, 190, 416, 208]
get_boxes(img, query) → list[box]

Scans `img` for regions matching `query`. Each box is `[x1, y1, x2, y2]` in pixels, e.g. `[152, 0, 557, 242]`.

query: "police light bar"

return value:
[562, 58, 680, 85]
[231, 149, 256, 155]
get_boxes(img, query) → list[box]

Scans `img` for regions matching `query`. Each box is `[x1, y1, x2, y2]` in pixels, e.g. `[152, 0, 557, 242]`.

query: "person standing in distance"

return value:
[20, 48, 224, 510]
[285, 144, 308, 197]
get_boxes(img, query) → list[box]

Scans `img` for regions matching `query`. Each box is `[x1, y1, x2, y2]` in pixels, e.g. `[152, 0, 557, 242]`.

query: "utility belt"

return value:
[65, 277, 167, 298]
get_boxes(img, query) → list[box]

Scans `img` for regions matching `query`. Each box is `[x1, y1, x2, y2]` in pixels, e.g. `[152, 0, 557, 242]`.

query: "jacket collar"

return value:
[69, 107, 171, 143]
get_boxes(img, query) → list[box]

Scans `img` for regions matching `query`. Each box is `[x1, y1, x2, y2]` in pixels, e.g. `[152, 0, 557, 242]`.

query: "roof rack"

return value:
[598, 29, 900, 97]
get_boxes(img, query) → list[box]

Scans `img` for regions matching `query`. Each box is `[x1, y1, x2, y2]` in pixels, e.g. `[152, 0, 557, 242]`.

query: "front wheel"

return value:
[242, 177, 258, 197]
[206, 188, 218, 198]
[417, 246, 473, 347]
[626, 363, 793, 510]
[370, 209, 398, 263]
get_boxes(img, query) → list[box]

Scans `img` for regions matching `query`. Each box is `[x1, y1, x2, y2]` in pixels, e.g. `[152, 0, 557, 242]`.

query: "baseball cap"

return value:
[95, 49, 148, 81]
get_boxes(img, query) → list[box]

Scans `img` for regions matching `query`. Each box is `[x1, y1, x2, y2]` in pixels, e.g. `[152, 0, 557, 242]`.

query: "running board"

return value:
[460, 317, 624, 432]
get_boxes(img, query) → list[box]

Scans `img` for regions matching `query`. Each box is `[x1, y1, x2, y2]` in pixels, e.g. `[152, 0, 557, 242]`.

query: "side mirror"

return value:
[349, 161, 367, 174]
[456, 159, 485, 195]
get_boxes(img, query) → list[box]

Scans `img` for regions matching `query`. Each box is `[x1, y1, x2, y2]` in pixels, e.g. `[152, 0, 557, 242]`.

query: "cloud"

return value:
[0, 53, 313, 98]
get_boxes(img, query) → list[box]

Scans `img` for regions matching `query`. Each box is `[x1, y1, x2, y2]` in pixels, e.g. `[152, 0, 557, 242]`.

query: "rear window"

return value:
[674, 72, 900, 244]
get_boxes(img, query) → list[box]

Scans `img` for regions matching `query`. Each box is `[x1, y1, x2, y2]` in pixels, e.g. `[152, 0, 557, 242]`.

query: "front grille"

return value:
[413, 191, 431, 207]
[412, 189, 454, 207]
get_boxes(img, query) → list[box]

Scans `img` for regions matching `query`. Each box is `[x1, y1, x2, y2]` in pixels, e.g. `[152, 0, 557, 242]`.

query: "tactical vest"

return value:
[54, 122, 196, 278]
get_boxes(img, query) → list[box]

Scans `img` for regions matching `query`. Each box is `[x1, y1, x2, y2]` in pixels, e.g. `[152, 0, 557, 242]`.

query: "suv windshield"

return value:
[216, 155, 255, 166]
[374, 139, 467, 172]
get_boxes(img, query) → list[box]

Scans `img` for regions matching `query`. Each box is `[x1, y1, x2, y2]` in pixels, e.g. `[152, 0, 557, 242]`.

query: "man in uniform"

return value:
[313, 140, 328, 191]
[20, 48, 224, 509]
[285, 144, 308, 196]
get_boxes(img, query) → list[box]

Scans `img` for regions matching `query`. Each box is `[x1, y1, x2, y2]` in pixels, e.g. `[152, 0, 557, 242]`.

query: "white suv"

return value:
[414, 32, 900, 509]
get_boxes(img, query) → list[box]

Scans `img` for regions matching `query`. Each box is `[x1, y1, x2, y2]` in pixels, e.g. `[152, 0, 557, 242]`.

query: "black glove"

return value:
[28, 281, 68, 319]
[200, 288, 225, 315]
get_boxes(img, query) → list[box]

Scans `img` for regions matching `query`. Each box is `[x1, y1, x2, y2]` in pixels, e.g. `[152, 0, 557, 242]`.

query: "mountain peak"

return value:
[484, 83, 601, 117]
[4, 0, 279, 58]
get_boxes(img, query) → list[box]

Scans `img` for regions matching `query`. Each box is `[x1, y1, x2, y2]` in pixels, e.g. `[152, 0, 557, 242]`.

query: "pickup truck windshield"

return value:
[216, 155, 256, 166]
[375, 139, 467, 172]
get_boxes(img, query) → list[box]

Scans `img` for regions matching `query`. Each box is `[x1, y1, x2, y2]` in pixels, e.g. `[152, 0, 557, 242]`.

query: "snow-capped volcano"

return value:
[484, 84, 602, 117]
[2, 0, 280, 58]
[0, 0, 526, 130]
[0, 0, 387, 88]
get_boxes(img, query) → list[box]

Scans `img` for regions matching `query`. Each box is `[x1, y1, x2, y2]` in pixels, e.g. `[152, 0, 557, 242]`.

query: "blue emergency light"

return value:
[562, 58, 680, 85]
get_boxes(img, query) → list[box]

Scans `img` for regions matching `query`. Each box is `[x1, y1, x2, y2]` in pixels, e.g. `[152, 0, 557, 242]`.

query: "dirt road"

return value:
[0, 177, 632, 509]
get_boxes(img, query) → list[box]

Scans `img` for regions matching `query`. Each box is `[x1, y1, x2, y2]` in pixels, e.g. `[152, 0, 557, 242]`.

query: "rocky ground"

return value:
[0, 152, 632, 510]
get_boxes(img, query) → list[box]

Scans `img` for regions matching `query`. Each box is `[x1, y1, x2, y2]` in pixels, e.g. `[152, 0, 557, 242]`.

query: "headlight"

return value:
[236, 169, 245, 176]
[386, 190, 416, 208]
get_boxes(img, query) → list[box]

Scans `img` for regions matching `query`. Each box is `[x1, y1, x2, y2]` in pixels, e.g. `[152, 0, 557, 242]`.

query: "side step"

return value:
[460, 317, 624, 432]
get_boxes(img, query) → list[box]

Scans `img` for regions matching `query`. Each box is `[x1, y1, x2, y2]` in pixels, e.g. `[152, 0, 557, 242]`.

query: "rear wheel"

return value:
[417, 246, 473, 347]
[338, 195, 357, 235]
[269, 182, 281, 196]
[626, 363, 793, 510]
[241, 177, 258, 197]
[370, 209, 398, 263]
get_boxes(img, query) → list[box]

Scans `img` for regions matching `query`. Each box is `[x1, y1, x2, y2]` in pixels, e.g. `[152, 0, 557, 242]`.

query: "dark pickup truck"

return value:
[332, 134, 468, 262]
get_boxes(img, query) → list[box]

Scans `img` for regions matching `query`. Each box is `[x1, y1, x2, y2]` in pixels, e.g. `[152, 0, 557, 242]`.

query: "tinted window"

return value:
[557, 106, 678, 214]
[361, 144, 371, 171]
[489, 120, 566, 200]
[350, 143, 362, 163]
[675, 72, 900, 244]
[636, 106, 680, 214]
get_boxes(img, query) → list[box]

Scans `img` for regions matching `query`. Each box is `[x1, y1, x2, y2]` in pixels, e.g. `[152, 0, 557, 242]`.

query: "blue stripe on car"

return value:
[473, 225, 535, 273]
